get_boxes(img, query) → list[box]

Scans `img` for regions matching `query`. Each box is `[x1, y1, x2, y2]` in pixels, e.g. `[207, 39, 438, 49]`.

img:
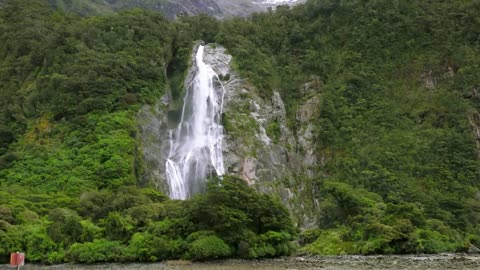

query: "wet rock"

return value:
[137, 103, 170, 190]
[140, 43, 320, 227]
[205, 44, 320, 227]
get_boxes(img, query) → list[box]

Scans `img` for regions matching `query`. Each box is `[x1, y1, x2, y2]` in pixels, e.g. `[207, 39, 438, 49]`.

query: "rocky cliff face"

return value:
[118, 0, 224, 18]
[204, 44, 322, 227]
[471, 111, 480, 159]
[468, 88, 480, 160]
[139, 44, 321, 227]
[137, 94, 170, 192]
[50, 0, 305, 18]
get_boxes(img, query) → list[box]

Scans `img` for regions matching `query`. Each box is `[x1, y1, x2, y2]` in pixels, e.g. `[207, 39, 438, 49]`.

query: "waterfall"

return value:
[165, 45, 225, 200]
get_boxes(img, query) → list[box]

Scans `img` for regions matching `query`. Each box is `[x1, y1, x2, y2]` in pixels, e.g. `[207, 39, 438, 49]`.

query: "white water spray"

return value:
[165, 45, 225, 200]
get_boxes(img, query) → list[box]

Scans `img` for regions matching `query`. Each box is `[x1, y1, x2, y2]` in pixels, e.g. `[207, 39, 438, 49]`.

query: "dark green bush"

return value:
[188, 235, 231, 261]
[68, 239, 125, 263]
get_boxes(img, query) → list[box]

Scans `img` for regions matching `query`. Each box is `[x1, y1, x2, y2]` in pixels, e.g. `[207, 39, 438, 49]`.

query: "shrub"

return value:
[47, 250, 65, 264]
[68, 239, 125, 263]
[188, 235, 231, 261]
[125, 232, 158, 262]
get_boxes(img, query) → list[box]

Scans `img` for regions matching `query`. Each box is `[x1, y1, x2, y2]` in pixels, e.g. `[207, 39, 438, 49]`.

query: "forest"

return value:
[1, 0, 480, 263]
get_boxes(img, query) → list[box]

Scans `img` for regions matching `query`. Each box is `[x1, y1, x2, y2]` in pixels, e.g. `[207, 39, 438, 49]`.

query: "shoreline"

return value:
[2, 254, 480, 270]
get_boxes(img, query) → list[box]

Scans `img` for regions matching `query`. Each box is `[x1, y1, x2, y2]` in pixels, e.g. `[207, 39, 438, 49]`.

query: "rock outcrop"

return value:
[137, 102, 170, 191]
[202, 44, 320, 228]
[51, 0, 306, 19]
[469, 110, 480, 160]
[140, 43, 321, 228]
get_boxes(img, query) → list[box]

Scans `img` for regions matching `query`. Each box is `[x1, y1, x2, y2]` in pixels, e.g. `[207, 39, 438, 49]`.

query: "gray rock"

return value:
[249, 100, 261, 113]
[241, 157, 257, 185]
[421, 70, 437, 90]
[140, 42, 321, 228]
[50, 0, 306, 19]
[471, 112, 480, 140]
[211, 45, 320, 227]
[272, 91, 287, 121]
[468, 244, 480, 254]
[296, 94, 321, 123]
[470, 87, 480, 100]
[469, 111, 480, 160]
[137, 103, 170, 191]
[301, 75, 322, 95]
[203, 46, 232, 76]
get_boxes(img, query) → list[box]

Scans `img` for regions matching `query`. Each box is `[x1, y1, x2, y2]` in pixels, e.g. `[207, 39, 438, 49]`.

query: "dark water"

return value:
[2, 255, 480, 270]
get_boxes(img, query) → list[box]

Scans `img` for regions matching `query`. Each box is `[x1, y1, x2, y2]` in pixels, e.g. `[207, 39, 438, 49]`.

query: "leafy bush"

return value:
[2, 0, 480, 261]
[125, 232, 158, 262]
[47, 251, 66, 264]
[188, 235, 231, 261]
[47, 208, 84, 247]
[68, 239, 125, 263]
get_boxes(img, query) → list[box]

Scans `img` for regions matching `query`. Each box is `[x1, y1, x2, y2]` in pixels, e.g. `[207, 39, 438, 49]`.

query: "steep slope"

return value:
[0, 1, 295, 263]
[1, 0, 480, 263]
[216, 0, 480, 254]
[48, 0, 305, 18]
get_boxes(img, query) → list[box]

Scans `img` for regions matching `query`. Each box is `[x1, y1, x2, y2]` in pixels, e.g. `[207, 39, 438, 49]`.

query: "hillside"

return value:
[46, 0, 305, 18]
[216, 1, 480, 254]
[0, 0, 480, 264]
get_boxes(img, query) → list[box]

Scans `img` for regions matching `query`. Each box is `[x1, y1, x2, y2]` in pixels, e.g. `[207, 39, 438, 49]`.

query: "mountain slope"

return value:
[48, 0, 305, 18]
[0, 0, 479, 263]
[215, 0, 480, 254]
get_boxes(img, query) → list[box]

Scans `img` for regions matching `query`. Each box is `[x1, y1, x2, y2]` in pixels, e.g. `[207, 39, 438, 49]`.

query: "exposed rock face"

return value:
[51, 0, 306, 19]
[149, 0, 223, 18]
[140, 43, 321, 228]
[241, 157, 257, 186]
[421, 70, 437, 90]
[466, 87, 480, 161]
[296, 95, 321, 123]
[138, 44, 201, 192]
[469, 111, 480, 160]
[202, 44, 320, 228]
[137, 102, 170, 191]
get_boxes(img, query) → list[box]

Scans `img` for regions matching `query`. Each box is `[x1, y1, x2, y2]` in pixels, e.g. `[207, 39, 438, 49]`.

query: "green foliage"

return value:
[124, 232, 158, 262]
[187, 235, 231, 261]
[0, 175, 293, 263]
[265, 120, 281, 144]
[0, 0, 172, 193]
[68, 239, 125, 263]
[101, 212, 134, 243]
[47, 208, 84, 247]
[1, 0, 480, 261]
[214, 0, 480, 255]
[186, 176, 296, 259]
[47, 250, 66, 264]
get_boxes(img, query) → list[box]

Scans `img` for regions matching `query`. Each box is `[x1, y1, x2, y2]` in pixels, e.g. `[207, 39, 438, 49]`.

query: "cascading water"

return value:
[165, 45, 225, 200]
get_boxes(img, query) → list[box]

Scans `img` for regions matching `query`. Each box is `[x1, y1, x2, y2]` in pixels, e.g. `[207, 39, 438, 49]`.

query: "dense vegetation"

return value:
[1, 0, 480, 263]
[0, 175, 294, 263]
[0, 0, 294, 263]
[216, 0, 480, 254]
